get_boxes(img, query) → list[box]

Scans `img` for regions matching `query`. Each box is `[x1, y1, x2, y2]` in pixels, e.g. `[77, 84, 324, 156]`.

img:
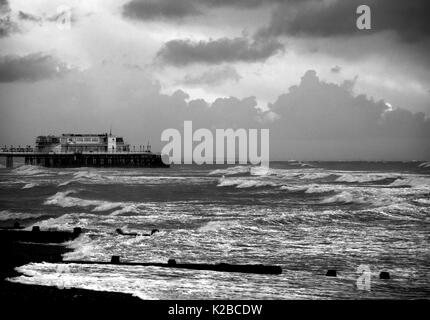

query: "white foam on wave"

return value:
[335, 173, 396, 183]
[372, 203, 428, 221]
[279, 184, 338, 194]
[8, 263, 179, 300]
[321, 191, 365, 204]
[58, 170, 106, 186]
[209, 166, 251, 176]
[63, 234, 101, 260]
[305, 184, 338, 194]
[389, 177, 430, 189]
[217, 177, 279, 188]
[296, 172, 333, 180]
[414, 198, 430, 205]
[58, 169, 200, 186]
[12, 165, 50, 176]
[198, 220, 237, 232]
[25, 212, 96, 231]
[0, 210, 46, 221]
[418, 161, 430, 168]
[279, 185, 308, 192]
[44, 190, 141, 215]
[22, 182, 38, 189]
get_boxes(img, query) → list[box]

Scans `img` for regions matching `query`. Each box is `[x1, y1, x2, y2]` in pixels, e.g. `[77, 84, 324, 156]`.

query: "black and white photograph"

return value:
[0, 0, 429, 313]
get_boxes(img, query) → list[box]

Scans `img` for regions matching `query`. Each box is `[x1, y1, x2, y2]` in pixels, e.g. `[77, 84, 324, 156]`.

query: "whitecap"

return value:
[22, 182, 38, 189]
[0, 210, 46, 221]
[321, 191, 365, 204]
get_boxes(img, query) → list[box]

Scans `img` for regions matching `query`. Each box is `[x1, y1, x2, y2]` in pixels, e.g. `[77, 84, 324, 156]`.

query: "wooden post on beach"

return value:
[111, 256, 120, 264]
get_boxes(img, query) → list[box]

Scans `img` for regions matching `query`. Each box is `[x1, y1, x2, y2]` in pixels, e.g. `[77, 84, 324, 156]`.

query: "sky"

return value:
[0, 0, 429, 160]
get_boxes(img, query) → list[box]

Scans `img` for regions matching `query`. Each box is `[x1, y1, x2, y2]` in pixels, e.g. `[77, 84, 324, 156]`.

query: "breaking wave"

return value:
[418, 161, 430, 168]
[0, 210, 47, 221]
[198, 220, 238, 232]
[414, 198, 430, 205]
[335, 173, 397, 183]
[22, 182, 38, 189]
[209, 166, 251, 176]
[389, 177, 430, 189]
[321, 191, 365, 204]
[280, 184, 338, 194]
[12, 165, 50, 176]
[217, 177, 279, 188]
[279, 185, 308, 192]
[44, 190, 141, 215]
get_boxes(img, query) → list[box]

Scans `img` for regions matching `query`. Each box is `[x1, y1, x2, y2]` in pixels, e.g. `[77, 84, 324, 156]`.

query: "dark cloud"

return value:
[122, 0, 289, 21]
[0, 53, 73, 82]
[0, 0, 18, 37]
[0, 15, 17, 37]
[331, 65, 341, 74]
[18, 11, 42, 23]
[157, 37, 284, 65]
[202, 0, 283, 8]
[2, 66, 428, 160]
[260, 0, 430, 42]
[267, 70, 430, 141]
[182, 66, 241, 86]
[123, 0, 201, 20]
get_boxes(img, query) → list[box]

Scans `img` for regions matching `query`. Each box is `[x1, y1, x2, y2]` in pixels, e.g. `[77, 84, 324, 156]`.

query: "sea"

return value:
[0, 161, 429, 299]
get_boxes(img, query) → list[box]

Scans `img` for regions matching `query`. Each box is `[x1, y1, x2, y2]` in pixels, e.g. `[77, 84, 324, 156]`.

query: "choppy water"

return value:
[1, 161, 429, 299]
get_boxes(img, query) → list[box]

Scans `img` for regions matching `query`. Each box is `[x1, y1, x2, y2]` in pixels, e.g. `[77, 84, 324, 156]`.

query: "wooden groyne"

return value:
[0, 227, 82, 243]
[1, 226, 281, 275]
[60, 257, 283, 275]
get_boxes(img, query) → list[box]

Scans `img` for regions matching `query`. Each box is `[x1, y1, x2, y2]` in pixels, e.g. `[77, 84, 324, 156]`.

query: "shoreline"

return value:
[0, 240, 142, 305]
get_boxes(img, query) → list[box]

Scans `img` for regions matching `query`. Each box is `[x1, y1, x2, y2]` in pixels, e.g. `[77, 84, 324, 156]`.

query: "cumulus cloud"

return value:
[267, 70, 430, 141]
[156, 37, 284, 65]
[1, 65, 428, 160]
[0, 53, 73, 82]
[182, 66, 241, 86]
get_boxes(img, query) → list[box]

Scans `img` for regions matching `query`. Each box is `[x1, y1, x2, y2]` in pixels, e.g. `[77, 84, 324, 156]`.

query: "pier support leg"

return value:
[6, 156, 13, 168]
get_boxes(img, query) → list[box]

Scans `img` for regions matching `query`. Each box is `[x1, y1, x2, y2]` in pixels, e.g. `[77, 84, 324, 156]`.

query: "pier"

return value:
[0, 150, 168, 168]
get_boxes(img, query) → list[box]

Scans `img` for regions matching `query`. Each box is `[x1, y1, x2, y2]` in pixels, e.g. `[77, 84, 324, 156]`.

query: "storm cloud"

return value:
[1, 65, 428, 160]
[122, 0, 285, 20]
[0, 53, 72, 82]
[123, 0, 201, 20]
[260, 0, 430, 42]
[267, 70, 430, 140]
[156, 37, 284, 65]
